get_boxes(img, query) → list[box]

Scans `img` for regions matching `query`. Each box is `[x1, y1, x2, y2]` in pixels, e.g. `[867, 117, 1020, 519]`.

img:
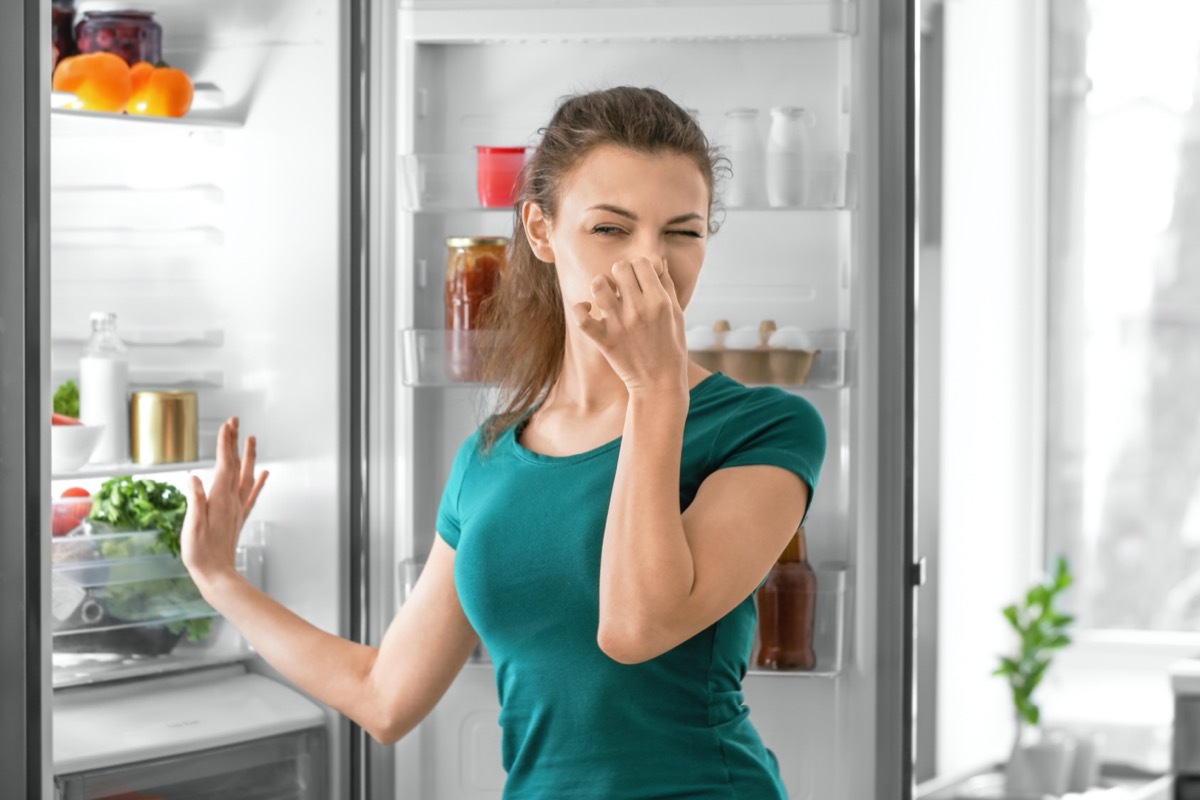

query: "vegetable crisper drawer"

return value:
[55, 727, 327, 800]
[51, 530, 261, 656]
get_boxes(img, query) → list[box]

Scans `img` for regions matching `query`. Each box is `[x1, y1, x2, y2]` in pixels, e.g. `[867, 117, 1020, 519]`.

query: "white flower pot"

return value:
[1005, 728, 1077, 797]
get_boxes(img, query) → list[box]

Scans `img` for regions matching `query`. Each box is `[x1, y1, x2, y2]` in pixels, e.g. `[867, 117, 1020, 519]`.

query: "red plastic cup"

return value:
[475, 146, 527, 208]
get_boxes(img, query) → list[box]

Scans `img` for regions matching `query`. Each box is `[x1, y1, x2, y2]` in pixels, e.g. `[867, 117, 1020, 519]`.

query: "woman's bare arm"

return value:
[194, 537, 475, 744]
[597, 393, 808, 665]
[183, 418, 476, 744]
[576, 259, 809, 664]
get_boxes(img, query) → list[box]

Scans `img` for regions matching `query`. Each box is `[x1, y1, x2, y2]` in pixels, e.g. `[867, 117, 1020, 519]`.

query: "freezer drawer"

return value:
[55, 727, 326, 800]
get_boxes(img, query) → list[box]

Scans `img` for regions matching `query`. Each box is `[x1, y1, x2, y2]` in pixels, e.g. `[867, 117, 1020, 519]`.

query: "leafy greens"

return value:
[53, 379, 79, 418]
[88, 476, 212, 642]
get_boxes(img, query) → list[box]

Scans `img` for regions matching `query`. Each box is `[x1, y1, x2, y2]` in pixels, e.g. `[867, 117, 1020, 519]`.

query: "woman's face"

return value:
[524, 144, 710, 312]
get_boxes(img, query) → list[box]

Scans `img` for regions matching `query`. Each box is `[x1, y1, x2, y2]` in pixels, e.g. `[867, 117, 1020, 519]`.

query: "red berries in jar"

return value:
[75, 10, 162, 67]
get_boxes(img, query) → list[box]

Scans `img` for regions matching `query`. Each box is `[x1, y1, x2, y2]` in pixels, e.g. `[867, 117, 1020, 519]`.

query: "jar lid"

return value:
[76, 2, 156, 17]
[446, 237, 509, 248]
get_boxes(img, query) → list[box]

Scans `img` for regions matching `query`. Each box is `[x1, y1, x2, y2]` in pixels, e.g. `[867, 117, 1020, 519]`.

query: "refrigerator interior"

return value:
[381, 1, 887, 798]
[47, 0, 348, 795]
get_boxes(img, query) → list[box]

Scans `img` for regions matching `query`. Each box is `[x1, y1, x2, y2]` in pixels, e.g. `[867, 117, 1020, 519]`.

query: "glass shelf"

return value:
[746, 565, 848, 678]
[50, 82, 243, 129]
[50, 327, 224, 347]
[51, 367, 224, 390]
[399, 153, 851, 213]
[400, 1, 857, 42]
[51, 459, 216, 483]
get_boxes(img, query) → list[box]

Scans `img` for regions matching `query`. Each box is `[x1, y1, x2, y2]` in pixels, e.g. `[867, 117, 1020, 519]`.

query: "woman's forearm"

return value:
[597, 389, 694, 661]
[196, 571, 386, 736]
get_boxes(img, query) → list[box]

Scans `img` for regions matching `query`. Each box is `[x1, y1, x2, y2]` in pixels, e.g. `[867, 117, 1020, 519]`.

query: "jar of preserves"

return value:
[52, 0, 77, 70]
[756, 527, 817, 670]
[75, 10, 162, 67]
[444, 236, 507, 382]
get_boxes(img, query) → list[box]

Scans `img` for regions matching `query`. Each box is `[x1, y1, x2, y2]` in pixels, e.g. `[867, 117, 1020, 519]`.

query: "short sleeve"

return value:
[436, 430, 480, 550]
[711, 388, 827, 514]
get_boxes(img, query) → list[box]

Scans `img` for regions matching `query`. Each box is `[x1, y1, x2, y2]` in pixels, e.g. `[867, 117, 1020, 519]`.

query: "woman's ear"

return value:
[522, 202, 556, 264]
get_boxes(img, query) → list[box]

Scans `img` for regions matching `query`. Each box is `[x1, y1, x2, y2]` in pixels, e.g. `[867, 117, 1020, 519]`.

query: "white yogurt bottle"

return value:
[722, 108, 767, 208]
[766, 106, 816, 207]
[80, 311, 130, 465]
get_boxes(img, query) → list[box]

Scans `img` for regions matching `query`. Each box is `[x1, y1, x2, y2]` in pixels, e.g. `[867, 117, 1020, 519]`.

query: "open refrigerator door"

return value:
[41, 0, 351, 796]
[374, 1, 915, 798]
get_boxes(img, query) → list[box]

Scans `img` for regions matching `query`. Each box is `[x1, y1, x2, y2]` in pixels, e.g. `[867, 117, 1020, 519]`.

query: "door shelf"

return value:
[402, 328, 847, 389]
[747, 564, 847, 678]
[400, 2, 857, 43]
[50, 529, 263, 687]
[399, 153, 851, 213]
[688, 329, 847, 389]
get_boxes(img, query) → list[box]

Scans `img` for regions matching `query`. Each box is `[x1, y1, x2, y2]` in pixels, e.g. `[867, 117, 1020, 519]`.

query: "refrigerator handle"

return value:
[909, 557, 928, 588]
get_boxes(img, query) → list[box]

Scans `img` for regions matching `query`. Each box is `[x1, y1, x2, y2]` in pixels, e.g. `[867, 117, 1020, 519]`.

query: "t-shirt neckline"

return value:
[507, 371, 728, 466]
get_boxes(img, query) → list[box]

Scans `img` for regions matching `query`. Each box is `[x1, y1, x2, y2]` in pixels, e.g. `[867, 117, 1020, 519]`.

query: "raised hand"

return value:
[180, 417, 269, 589]
[572, 255, 689, 396]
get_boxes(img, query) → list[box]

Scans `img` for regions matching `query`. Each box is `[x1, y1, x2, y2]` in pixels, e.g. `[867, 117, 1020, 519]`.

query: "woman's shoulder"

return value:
[692, 372, 821, 426]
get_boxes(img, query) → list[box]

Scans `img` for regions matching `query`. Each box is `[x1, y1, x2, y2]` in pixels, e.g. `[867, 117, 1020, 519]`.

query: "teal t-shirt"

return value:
[436, 371, 826, 799]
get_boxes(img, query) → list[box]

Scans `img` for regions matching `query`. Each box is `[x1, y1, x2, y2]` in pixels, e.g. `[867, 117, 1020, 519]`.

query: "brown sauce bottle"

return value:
[756, 527, 817, 670]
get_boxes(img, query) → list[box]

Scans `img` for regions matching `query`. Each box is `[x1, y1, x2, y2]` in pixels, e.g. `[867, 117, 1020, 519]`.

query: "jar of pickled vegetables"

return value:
[75, 10, 162, 67]
[444, 237, 507, 382]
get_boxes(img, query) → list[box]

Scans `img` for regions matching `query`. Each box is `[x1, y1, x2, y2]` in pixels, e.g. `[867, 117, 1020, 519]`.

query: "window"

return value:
[1046, 0, 1200, 632]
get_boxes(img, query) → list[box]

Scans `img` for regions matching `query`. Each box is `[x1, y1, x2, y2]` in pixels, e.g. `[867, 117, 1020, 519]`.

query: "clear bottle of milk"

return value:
[80, 311, 130, 464]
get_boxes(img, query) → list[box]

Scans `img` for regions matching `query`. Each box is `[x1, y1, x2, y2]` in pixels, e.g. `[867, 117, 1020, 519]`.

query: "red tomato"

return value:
[52, 412, 81, 426]
[51, 503, 90, 536]
[61, 487, 90, 498]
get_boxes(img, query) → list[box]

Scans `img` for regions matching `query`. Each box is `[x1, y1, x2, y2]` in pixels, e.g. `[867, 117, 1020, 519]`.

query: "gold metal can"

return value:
[129, 390, 198, 465]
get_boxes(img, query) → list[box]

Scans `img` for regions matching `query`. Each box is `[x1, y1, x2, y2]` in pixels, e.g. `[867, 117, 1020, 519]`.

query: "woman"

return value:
[182, 86, 826, 799]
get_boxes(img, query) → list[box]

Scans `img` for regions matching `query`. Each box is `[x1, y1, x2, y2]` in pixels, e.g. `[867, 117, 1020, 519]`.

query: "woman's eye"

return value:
[592, 225, 625, 236]
[668, 230, 704, 238]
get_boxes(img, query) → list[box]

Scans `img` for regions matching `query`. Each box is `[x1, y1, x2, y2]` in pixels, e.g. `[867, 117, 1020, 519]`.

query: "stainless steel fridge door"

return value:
[877, 0, 919, 794]
[0, 0, 52, 797]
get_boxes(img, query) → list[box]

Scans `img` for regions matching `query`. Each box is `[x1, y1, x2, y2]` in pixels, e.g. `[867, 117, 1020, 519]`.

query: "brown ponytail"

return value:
[476, 86, 726, 452]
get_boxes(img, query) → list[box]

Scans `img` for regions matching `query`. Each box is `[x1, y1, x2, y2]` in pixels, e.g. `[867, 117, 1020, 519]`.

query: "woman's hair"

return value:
[476, 86, 726, 452]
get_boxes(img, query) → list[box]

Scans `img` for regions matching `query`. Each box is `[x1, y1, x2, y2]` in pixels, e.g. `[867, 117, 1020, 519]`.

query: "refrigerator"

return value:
[0, 0, 917, 798]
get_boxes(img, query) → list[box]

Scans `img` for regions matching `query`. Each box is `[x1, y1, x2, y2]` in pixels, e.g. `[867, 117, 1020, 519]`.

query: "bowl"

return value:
[51, 424, 104, 472]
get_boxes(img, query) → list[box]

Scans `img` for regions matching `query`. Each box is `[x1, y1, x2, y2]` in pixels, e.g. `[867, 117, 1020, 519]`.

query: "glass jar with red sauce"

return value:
[75, 10, 162, 67]
[756, 527, 817, 670]
[444, 236, 507, 382]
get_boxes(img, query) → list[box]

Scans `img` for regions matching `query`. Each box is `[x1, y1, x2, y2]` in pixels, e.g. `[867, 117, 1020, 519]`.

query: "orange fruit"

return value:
[126, 66, 194, 118]
[52, 52, 132, 113]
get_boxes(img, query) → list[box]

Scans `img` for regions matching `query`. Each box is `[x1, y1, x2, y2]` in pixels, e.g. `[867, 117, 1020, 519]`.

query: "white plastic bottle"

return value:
[766, 106, 816, 207]
[722, 108, 766, 207]
[80, 311, 130, 464]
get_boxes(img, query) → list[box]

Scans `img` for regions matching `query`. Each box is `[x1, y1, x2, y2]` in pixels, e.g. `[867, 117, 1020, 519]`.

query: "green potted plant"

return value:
[995, 555, 1077, 796]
